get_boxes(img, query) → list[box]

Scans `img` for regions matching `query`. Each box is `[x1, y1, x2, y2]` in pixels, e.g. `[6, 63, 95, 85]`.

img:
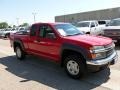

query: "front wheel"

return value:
[64, 54, 86, 79]
[15, 46, 26, 60]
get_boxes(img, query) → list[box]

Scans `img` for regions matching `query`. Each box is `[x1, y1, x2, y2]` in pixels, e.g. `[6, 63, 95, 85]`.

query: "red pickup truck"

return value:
[10, 23, 117, 79]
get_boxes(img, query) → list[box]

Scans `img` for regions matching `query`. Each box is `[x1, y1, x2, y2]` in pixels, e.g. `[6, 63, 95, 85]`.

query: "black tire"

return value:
[64, 54, 86, 79]
[15, 46, 26, 60]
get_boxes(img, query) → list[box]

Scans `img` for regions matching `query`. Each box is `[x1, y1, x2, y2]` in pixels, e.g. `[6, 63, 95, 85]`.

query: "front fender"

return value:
[61, 43, 90, 60]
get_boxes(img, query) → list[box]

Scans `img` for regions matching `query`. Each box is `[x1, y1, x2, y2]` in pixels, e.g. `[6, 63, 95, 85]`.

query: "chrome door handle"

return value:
[39, 42, 46, 44]
[34, 40, 39, 43]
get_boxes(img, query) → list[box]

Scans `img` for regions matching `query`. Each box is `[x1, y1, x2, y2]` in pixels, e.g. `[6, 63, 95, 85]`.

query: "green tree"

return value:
[0, 22, 8, 29]
[8, 26, 12, 28]
[13, 25, 16, 28]
[20, 23, 29, 27]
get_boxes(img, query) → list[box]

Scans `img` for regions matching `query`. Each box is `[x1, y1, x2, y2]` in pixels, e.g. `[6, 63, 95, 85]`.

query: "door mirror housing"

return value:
[46, 33, 56, 39]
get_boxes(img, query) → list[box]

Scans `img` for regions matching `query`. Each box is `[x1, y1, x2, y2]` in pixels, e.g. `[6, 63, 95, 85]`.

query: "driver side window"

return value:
[91, 22, 95, 27]
[39, 25, 54, 38]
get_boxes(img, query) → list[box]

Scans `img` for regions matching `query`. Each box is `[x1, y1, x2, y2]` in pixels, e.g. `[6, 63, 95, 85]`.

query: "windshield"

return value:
[98, 21, 106, 25]
[19, 28, 25, 31]
[54, 24, 83, 36]
[76, 22, 90, 27]
[109, 19, 120, 26]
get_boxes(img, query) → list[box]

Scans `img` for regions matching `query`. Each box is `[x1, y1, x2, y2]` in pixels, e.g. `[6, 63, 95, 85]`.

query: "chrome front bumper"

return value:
[87, 51, 117, 66]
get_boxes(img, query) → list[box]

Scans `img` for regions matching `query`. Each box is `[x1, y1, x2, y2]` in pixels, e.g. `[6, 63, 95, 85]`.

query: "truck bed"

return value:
[10, 32, 29, 48]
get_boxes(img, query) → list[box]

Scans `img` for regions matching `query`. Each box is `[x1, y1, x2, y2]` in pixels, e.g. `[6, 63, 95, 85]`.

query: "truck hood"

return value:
[64, 35, 112, 46]
[77, 27, 90, 33]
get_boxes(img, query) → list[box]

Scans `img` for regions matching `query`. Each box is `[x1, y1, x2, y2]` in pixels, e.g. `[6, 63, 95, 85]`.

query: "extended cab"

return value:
[10, 23, 117, 79]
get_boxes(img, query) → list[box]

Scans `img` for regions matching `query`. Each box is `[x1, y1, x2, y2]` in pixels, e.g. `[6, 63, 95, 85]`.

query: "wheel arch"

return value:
[60, 43, 89, 66]
[13, 39, 25, 52]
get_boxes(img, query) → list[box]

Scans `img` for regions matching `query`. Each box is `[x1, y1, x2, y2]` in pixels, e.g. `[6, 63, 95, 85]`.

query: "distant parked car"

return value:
[76, 20, 103, 35]
[0, 27, 29, 38]
[16, 26, 30, 34]
[0, 28, 12, 38]
[103, 18, 120, 43]
[0, 29, 4, 37]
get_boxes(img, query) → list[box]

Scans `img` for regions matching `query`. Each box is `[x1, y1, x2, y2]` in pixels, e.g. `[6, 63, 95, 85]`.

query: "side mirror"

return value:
[46, 33, 56, 39]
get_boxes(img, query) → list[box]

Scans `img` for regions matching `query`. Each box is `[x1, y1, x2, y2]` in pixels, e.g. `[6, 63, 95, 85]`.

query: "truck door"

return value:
[90, 22, 96, 35]
[34, 24, 61, 61]
[28, 24, 39, 53]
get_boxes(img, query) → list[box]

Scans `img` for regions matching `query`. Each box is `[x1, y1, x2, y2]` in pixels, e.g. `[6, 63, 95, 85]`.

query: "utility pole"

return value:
[16, 18, 19, 26]
[32, 12, 37, 23]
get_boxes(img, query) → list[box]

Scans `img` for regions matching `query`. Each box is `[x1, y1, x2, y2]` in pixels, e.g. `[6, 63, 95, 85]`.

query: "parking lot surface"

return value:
[0, 39, 120, 90]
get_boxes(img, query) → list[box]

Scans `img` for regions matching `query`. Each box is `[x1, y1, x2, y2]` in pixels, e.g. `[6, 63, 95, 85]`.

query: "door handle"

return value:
[34, 40, 38, 43]
[39, 42, 46, 44]
[34, 40, 40, 43]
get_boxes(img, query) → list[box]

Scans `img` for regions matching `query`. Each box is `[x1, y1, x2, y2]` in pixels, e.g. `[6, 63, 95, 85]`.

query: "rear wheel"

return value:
[64, 54, 86, 79]
[15, 46, 25, 60]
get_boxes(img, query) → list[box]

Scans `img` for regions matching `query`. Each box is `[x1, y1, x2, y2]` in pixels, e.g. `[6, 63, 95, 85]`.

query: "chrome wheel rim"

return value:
[16, 47, 21, 58]
[67, 60, 79, 75]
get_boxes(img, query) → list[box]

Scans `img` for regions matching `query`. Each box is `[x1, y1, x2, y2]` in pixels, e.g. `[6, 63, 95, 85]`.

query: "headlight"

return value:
[92, 46, 104, 50]
[90, 46, 104, 53]
[91, 52, 106, 60]
[90, 46, 106, 59]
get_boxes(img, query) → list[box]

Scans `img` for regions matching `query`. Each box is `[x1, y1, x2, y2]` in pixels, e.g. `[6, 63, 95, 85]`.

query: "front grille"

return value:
[104, 43, 113, 48]
[106, 49, 114, 57]
[104, 43, 114, 57]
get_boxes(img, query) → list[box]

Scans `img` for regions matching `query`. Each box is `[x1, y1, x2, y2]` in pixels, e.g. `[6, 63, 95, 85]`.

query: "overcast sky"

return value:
[0, 0, 120, 25]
